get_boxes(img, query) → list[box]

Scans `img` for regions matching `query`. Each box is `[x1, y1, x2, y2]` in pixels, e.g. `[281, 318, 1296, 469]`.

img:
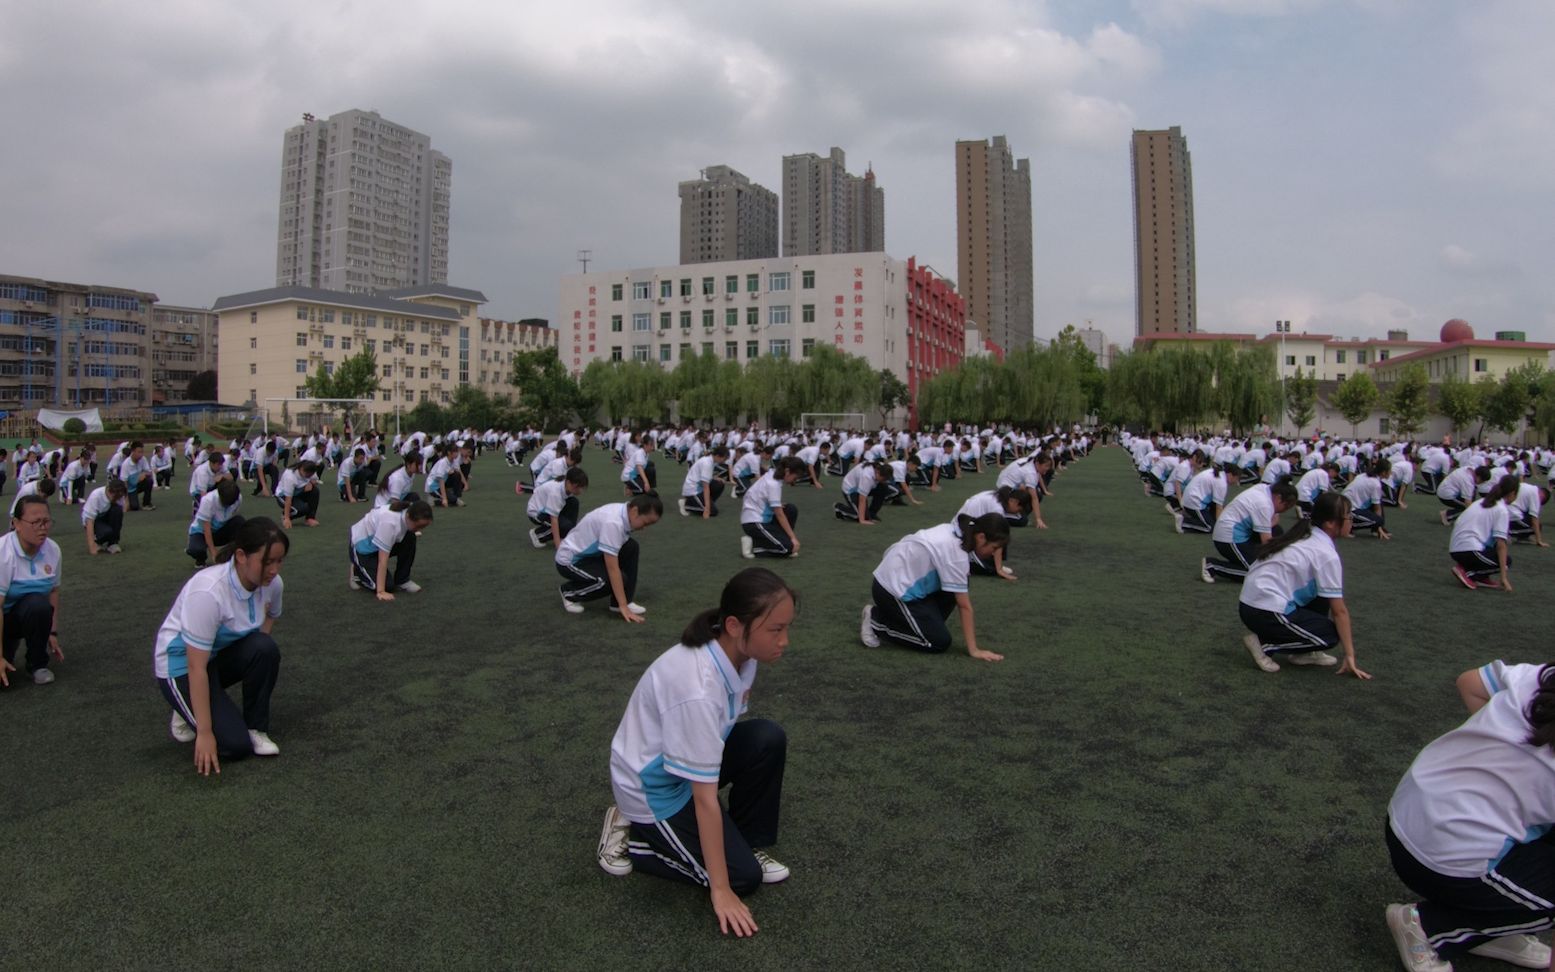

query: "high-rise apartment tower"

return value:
[955, 136, 1033, 352]
[275, 109, 451, 294]
[1131, 126, 1196, 335]
[782, 147, 884, 256]
[678, 166, 779, 264]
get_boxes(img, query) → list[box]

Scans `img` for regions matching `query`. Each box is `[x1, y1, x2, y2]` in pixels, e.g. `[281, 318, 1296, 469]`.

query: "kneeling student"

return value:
[529, 467, 588, 549]
[1, 495, 65, 686]
[860, 513, 1008, 662]
[349, 499, 433, 599]
[680, 445, 728, 518]
[82, 479, 129, 555]
[557, 493, 661, 619]
[957, 488, 1031, 579]
[186, 479, 245, 568]
[597, 567, 797, 938]
[740, 458, 803, 559]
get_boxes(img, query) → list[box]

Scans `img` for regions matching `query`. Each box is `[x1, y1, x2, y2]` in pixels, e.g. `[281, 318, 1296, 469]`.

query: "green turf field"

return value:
[4, 444, 1547, 970]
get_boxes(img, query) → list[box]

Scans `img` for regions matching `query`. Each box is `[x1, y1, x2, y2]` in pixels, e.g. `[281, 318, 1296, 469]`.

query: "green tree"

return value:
[1331, 371, 1380, 438]
[1434, 373, 1483, 441]
[1386, 363, 1430, 440]
[303, 348, 383, 430]
[1283, 366, 1317, 436]
[1052, 324, 1106, 416]
[509, 346, 582, 431]
[186, 370, 218, 401]
[1478, 364, 1541, 440]
[1215, 345, 1278, 436]
[877, 369, 909, 426]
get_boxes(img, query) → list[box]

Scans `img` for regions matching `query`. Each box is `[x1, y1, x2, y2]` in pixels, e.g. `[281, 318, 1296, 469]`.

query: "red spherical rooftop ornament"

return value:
[1441, 318, 1474, 343]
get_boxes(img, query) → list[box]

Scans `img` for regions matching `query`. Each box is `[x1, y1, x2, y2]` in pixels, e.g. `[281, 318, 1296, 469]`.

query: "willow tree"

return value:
[1213, 344, 1277, 436]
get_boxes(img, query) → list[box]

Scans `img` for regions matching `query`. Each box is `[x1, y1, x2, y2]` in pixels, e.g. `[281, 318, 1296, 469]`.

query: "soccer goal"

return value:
[262, 398, 377, 435]
[799, 412, 868, 432]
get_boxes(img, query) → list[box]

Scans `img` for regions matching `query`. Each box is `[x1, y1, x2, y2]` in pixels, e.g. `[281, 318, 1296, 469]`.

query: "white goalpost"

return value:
[798, 412, 868, 432]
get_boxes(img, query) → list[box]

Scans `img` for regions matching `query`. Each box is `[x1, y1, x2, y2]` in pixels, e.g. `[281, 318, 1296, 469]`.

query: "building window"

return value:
[659, 344, 671, 362]
[296, 332, 308, 347]
[632, 345, 649, 362]
[320, 309, 335, 323]
[725, 308, 738, 327]
[250, 337, 257, 349]
[701, 342, 714, 357]
[321, 335, 334, 349]
[659, 312, 671, 330]
[342, 337, 352, 351]
[1474, 358, 1488, 373]
[801, 270, 815, 289]
[1304, 355, 1315, 367]
[769, 272, 790, 292]
[420, 367, 429, 379]
[679, 278, 692, 297]
[611, 283, 623, 301]
[679, 342, 692, 359]
[420, 344, 430, 356]
[296, 306, 309, 320]
[1284, 355, 1295, 366]
[1379, 417, 1391, 434]
[679, 311, 692, 329]
[611, 315, 623, 332]
[1335, 372, 1346, 381]
[702, 276, 715, 296]
[801, 338, 816, 357]
[746, 306, 759, 326]
[770, 305, 791, 326]
[1379, 350, 1390, 361]
[746, 340, 759, 358]
[632, 281, 651, 300]
[633, 313, 651, 331]
[250, 312, 258, 324]
[701, 309, 714, 328]
[802, 304, 815, 323]
[769, 339, 790, 358]
[725, 341, 737, 360]
[610, 346, 622, 362]
[296, 359, 307, 373]
[725, 275, 738, 294]
[660, 280, 673, 299]
[745, 274, 759, 293]
[1335, 350, 1347, 364]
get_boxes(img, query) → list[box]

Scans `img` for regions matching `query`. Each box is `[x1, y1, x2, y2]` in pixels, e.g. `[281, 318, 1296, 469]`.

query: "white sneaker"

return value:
[348, 571, 361, 591]
[677, 497, 689, 517]
[1288, 651, 1338, 667]
[597, 805, 632, 876]
[624, 602, 646, 615]
[561, 590, 584, 614]
[1469, 934, 1551, 969]
[455, 498, 466, 507]
[32, 668, 54, 685]
[528, 527, 545, 549]
[1200, 558, 1214, 584]
[754, 850, 789, 883]
[740, 535, 755, 560]
[170, 711, 196, 743]
[248, 730, 280, 756]
[1172, 511, 1184, 534]
[860, 604, 881, 648]
[1244, 633, 1280, 672]
[106, 543, 122, 554]
[397, 580, 422, 594]
[1386, 903, 1452, 972]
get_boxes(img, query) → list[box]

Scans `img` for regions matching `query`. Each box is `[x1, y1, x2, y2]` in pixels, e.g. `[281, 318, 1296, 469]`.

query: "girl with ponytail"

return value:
[956, 487, 1032, 579]
[1383, 661, 1555, 971]
[1449, 473, 1519, 591]
[860, 512, 1009, 661]
[1236, 492, 1370, 678]
[598, 568, 799, 937]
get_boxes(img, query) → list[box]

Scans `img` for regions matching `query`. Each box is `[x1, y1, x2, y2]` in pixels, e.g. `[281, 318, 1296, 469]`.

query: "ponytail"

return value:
[995, 485, 1032, 514]
[680, 567, 799, 646]
[1527, 666, 1555, 751]
[955, 512, 1011, 552]
[1256, 492, 1350, 561]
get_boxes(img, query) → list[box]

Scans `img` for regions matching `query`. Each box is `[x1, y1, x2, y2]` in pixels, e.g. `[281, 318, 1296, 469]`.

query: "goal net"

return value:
[799, 412, 868, 432]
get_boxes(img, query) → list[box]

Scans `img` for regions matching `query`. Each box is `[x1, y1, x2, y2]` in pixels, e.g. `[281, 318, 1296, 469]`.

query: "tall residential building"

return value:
[0, 273, 156, 409]
[275, 109, 452, 295]
[678, 166, 779, 264]
[150, 304, 219, 402]
[1131, 126, 1197, 335]
[955, 136, 1033, 353]
[781, 147, 885, 256]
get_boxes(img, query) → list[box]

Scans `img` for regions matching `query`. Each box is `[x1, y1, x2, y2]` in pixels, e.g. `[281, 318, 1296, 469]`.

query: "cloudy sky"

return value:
[3, 0, 1551, 351]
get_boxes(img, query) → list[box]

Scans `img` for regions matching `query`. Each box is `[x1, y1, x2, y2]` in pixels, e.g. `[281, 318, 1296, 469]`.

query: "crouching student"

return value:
[859, 512, 1009, 662]
[556, 493, 662, 619]
[739, 457, 803, 560]
[833, 460, 891, 524]
[596, 568, 797, 938]
[680, 446, 728, 518]
[1174, 457, 1226, 535]
[1382, 660, 1555, 972]
[9, 477, 57, 516]
[1201, 481, 1298, 584]
[1, 495, 65, 686]
[337, 447, 370, 503]
[957, 488, 1031, 579]
[275, 460, 321, 529]
[186, 479, 245, 568]
[529, 467, 588, 549]
[886, 455, 925, 507]
[1236, 492, 1369, 678]
[349, 499, 433, 599]
[155, 517, 287, 773]
[1449, 475, 1517, 591]
[82, 479, 129, 555]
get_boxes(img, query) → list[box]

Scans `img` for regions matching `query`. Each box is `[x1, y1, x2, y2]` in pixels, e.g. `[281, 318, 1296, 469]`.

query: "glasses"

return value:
[18, 518, 52, 527]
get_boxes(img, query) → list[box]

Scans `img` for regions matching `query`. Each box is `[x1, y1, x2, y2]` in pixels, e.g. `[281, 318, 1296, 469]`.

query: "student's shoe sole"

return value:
[1244, 634, 1279, 672]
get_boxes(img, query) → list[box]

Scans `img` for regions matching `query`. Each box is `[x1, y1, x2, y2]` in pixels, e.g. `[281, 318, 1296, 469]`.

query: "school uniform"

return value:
[349, 506, 419, 592]
[1204, 484, 1279, 581]
[865, 522, 971, 653]
[1237, 530, 1345, 658]
[1343, 474, 1386, 534]
[274, 468, 320, 520]
[336, 453, 369, 501]
[957, 491, 1015, 574]
[556, 502, 640, 609]
[681, 455, 725, 516]
[119, 455, 155, 510]
[795, 445, 825, 484]
[730, 452, 762, 497]
[426, 457, 463, 507]
[1437, 467, 1477, 522]
[0, 530, 61, 678]
[81, 485, 123, 547]
[620, 444, 654, 495]
[151, 451, 174, 488]
[1386, 660, 1555, 957]
[374, 466, 418, 508]
[611, 642, 784, 895]
[1449, 500, 1511, 581]
[527, 479, 578, 544]
[1294, 468, 1330, 518]
[59, 458, 89, 504]
[833, 464, 887, 522]
[1180, 469, 1227, 534]
[154, 561, 282, 758]
[1382, 459, 1414, 506]
[185, 490, 244, 567]
[740, 471, 798, 557]
[1507, 482, 1543, 540]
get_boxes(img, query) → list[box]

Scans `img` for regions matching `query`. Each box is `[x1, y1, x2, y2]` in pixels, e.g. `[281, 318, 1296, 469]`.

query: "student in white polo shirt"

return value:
[597, 568, 797, 937]
[860, 512, 1009, 662]
[275, 460, 321, 529]
[556, 493, 662, 618]
[1449, 475, 1518, 591]
[528, 467, 588, 549]
[374, 452, 423, 508]
[186, 479, 245, 568]
[1383, 660, 1555, 972]
[739, 457, 803, 559]
[154, 517, 287, 773]
[1236, 492, 1369, 677]
[1343, 458, 1392, 540]
[1436, 464, 1488, 526]
[1201, 481, 1298, 583]
[832, 460, 890, 524]
[1507, 480, 1550, 547]
[81, 479, 129, 555]
[348, 499, 433, 598]
[1174, 456, 1226, 534]
[679, 446, 729, 518]
[957, 488, 1030, 579]
[995, 452, 1051, 529]
[0, 495, 64, 686]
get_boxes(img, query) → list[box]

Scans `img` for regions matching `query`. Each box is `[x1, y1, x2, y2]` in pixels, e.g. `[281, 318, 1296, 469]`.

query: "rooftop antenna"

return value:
[577, 249, 593, 273]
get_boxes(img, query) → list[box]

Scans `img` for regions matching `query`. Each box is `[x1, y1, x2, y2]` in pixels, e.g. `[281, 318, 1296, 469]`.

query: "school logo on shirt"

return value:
[43, 564, 53, 575]
[741, 688, 751, 710]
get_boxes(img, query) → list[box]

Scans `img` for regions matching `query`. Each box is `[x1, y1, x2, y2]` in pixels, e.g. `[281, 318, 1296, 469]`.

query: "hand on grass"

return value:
[1035, 520, 1049, 529]
[194, 733, 221, 776]
[0, 656, 13, 687]
[711, 887, 757, 937]
[48, 635, 63, 661]
[620, 608, 646, 624]
[376, 591, 395, 602]
[968, 648, 1004, 662]
[1336, 656, 1371, 680]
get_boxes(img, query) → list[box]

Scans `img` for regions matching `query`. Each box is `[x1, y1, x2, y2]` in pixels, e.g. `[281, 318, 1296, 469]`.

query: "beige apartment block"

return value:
[1131, 127, 1197, 336]
[475, 317, 559, 394]
[213, 284, 488, 426]
[678, 166, 779, 265]
[558, 252, 910, 378]
[276, 109, 452, 294]
[0, 273, 155, 410]
[782, 147, 885, 257]
[151, 304, 218, 402]
[955, 136, 1033, 352]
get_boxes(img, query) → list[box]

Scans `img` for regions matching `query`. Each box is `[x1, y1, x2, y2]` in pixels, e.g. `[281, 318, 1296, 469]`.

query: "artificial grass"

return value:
[4, 444, 1547, 970]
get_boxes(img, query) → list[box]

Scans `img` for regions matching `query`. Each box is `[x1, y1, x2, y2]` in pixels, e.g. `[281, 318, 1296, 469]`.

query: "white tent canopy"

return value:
[37, 407, 104, 433]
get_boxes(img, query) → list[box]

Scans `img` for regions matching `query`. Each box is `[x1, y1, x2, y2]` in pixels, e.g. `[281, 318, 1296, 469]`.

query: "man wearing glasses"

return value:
[0, 495, 64, 686]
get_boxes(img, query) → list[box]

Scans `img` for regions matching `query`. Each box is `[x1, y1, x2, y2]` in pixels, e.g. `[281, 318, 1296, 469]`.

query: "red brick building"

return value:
[904, 257, 967, 429]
